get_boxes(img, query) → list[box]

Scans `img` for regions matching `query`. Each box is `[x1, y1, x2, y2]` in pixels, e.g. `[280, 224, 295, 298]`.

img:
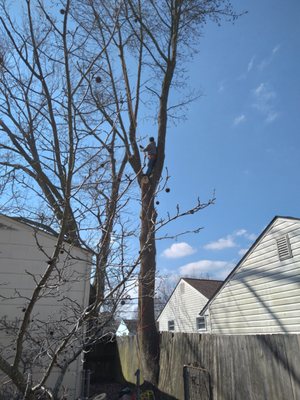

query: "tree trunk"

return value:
[138, 179, 160, 385]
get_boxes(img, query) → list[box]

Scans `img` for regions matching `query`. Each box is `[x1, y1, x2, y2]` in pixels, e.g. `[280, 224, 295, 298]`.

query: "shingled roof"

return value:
[156, 277, 224, 322]
[183, 278, 223, 299]
[123, 319, 138, 334]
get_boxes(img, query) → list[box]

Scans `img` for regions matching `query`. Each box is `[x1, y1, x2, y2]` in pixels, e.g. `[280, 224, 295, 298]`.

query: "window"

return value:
[276, 235, 293, 261]
[168, 320, 175, 331]
[196, 316, 206, 331]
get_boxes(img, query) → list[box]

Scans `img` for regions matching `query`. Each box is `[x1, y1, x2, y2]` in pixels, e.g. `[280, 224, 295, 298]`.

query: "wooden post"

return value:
[183, 365, 190, 400]
[135, 368, 141, 400]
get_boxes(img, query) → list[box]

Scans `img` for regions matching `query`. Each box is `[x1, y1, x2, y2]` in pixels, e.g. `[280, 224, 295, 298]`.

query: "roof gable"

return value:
[156, 277, 223, 321]
[0, 214, 90, 254]
[123, 319, 138, 334]
[200, 216, 300, 314]
[0, 214, 58, 237]
[183, 278, 223, 299]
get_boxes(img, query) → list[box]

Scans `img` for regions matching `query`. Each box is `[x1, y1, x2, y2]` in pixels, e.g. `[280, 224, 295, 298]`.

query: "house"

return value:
[0, 214, 91, 398]
[116, 318, 138, 336]
[200, 216, 300, 334]
[157, 278, 223, 333]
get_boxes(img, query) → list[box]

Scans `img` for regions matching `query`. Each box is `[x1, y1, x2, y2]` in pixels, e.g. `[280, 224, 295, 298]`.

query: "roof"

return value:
[199, 215, 300, 315]
[0, 214, 91, 254]
[183, 278, 223, 299]
[13, 216, 59, 237]
[123, 319, 138, 334]
[156, 277, 223, 321]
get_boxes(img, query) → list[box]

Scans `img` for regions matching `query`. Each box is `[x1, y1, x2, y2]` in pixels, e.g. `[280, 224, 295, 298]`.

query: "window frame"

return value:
[196, 316, 206, 331]
[168, 320, 175, 331]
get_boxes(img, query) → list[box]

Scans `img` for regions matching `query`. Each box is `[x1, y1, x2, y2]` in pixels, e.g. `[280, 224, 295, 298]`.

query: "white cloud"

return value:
[156, 272, 180, 287]
[204, 235, 237, 251]
[237, 56, 256, 81]
[258, 59, 269, 71]
[235, 229, 256, 241]
[162, 242, 196, 259]
[254, 83, 275, 99]
[238, 248, 249, 257]
[179, 259, 234, 280]
[218, 81, 225, 93]
[247, 56, 255, 72]
[265, 112, 279, 123]
[203, 229, 256, 256]
[258, 44, 281, 70]
[272, 44, 281, 55]
[252, 82, 279, 123]
[233, 114, 246, 126]
[247, 233, 257, 241]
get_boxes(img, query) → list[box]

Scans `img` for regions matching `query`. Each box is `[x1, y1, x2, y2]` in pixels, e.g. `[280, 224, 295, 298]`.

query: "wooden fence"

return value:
[116, 333, 300, 400]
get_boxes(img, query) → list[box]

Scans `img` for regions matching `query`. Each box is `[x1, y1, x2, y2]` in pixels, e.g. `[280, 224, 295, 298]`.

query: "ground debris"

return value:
[89, 382, 124, 399]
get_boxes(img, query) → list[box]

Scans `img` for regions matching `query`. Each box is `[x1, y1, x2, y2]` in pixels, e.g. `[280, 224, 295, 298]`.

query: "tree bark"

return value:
[138, 179, 160, 384]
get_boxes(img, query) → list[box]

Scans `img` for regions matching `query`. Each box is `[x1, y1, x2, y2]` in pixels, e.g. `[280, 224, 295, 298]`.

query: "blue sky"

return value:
[155, 0, 300, 282]
[2, 0, 299, 286]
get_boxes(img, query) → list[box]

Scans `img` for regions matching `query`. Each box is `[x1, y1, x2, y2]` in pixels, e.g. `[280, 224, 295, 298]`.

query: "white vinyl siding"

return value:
[0, 216, 91, 398]
[157, 280, 209, 333]
[207, 218, 300, 335]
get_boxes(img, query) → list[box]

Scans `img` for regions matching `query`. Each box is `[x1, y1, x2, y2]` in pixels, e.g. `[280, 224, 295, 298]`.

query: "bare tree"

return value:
[0, 0, 241, 393]
[75, 0, 239, 385]
[0, 214, 143, 399]
[0, 1, 138, 397]
[0, 0, 138, 303]
[154, 275, 177, 319]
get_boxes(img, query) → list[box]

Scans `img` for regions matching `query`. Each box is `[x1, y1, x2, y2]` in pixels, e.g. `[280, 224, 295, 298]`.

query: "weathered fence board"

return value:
[183, 365, 211, 400]
[116, 333, 300, 400]
[117, 335, 143, 383]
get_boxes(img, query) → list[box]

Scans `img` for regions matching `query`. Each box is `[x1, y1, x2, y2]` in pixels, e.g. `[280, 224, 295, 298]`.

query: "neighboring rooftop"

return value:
[14, 216, 59, 237]
[183, 278, 223, 300]
[199, 216, 300, 316]
[0, 213, 59, 237]
[122, 319, 138, 335]
[0, 214, 90, 252]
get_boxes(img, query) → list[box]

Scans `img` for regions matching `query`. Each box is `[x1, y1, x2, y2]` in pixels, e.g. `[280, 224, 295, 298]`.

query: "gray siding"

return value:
[157, 279, 208, 333]
[207, 218, 300, 334]
[0, 215, 91, 398]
